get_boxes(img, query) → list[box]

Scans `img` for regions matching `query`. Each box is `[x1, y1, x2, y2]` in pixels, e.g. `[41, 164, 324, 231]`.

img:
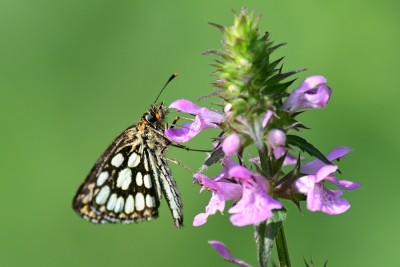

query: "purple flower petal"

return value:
[193, 192, 225, 226]
[294, 175, 315, 194]
[330, 179, 361, 190]
[194, 173, 242, 200]
[307, 185, 350, 214]
[194, 173, 219, 191]
[326, 146, 352, 161]
[165, 123, 194, 143]
[295, 164, 359, 215]
[169, 99, 203, 114]
[166, 99, 225, 143]
[193, 171, 242, 227]
[315, 165, 338, 183]
[228, 166, 253, 182]
[222, 133, 241, 156]
[262, 110, 273, 128]
[193, 213, 208, 226]
[282, 75, 332, 113]
[301, 146, 352, 174]
[228, 186, 282, 226]
[282, 151, 302, 166]
[208, 241, 252, 267]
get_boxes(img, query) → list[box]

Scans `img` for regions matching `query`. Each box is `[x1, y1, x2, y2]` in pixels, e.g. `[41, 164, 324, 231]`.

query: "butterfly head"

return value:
[142, 102, 168, 127]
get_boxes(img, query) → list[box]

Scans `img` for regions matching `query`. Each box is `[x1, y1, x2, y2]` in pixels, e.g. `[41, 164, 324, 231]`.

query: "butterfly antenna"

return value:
[153, 73, 178, 104]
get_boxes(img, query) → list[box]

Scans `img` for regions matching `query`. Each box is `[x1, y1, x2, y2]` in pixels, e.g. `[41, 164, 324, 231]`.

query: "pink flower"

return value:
[193, 158, 282, 227]
[268, 129, 286, 148]
[282, 75, 332, 113]
[228, 166, 282, 226]
[193, 158, 242, 226]
[294, 165, 360, 215]
[164, 99, 224, 142]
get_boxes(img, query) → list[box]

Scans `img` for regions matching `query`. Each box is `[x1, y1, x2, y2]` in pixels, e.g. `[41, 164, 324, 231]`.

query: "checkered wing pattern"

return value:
[72, 104, 183, 228]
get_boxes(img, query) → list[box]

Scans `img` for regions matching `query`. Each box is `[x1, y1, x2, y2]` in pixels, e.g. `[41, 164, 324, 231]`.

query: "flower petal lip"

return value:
[169, 99, 202, 114]
[208, 241, 252, 267]
[192, 168, 242, 227]
[193, 213, 208, 226]
[164, 123, 193, 142]
[192, 192, 225, 226]
[307, 186, 351, 215]
[169, 99, 224, 122]
[331, 179, 361, 190]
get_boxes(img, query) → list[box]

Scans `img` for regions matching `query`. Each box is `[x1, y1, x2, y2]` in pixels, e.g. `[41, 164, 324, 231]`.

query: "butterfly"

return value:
[72, 74, 183, 228]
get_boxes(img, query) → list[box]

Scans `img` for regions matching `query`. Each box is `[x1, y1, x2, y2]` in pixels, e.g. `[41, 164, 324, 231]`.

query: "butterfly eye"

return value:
[146, 113, 157, 123]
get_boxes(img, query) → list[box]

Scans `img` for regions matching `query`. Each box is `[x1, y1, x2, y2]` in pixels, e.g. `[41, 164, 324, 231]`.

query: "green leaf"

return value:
[267, 209, 287, 239]
[197, 148, 224, 173]
[286, 135, 331, 165]
[264, 79, 296, 96]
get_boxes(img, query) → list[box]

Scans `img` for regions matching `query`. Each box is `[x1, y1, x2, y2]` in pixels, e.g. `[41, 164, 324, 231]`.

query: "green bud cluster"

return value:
[208, 8, 299, 119]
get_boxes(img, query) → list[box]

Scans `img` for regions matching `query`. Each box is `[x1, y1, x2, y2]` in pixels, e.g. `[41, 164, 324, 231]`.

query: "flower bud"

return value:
[282, 75, 332, 113]
[268, 129, 286, 148]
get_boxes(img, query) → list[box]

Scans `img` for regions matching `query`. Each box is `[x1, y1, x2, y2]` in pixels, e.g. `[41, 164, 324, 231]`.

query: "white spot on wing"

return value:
[116, 168, 132, 190]
[128, 152, 140, 167]
[135, 193, 145, 211]
[95, 185, 110, 205]
[125, 195, 135, 214]
[96, 171, 109, 186]
[136, 172, 143, 186]
[114, 196, 125, 213]
[143, 174, 152, 189]
[107, 193, 117, 211]
[111, 153, 124, 167]
[146, 194, 155, 208]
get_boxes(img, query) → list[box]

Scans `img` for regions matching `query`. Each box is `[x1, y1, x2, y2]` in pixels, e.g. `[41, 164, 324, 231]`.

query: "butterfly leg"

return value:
[165, 157, 194, 174]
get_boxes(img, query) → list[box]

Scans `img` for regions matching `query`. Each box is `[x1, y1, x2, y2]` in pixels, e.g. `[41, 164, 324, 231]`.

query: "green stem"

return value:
[251, 117, 291, 267]
[275, 224, 291, 267]
[254, 222, 267, 267]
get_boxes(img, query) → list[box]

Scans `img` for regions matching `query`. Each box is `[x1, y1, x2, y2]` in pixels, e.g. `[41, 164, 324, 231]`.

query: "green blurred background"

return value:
[0, 0, 398, 266]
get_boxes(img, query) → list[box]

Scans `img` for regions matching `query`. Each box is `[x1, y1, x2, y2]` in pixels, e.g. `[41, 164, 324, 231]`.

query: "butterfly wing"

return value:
[72, 126, 161, 224]
[146, 150, 183, 228]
